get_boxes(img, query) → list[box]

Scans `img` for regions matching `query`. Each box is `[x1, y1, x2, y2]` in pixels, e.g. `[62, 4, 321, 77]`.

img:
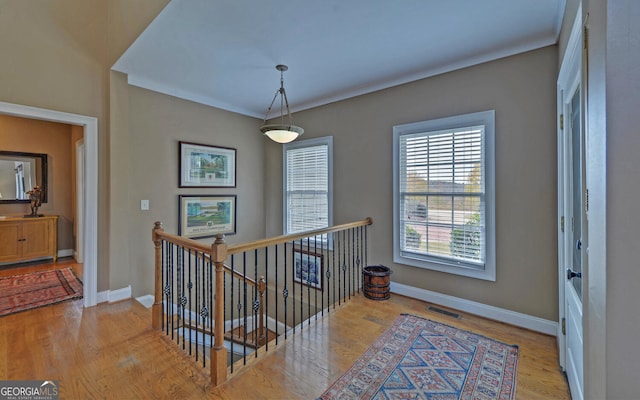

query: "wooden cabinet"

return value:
[0, 216, 58, 263]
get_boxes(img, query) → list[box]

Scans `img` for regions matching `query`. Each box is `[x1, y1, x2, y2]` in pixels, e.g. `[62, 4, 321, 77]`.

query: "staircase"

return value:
[151, 217, 373, 386]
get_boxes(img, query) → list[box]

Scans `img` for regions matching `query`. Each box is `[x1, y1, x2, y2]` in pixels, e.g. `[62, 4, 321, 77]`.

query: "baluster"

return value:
[332, 233, 336, 309]
[320, 235, 325, 316]
[243, 251, 248, 365]
[181, 248, 187, 350]
[194, 245, 199, 361]
[337, 230, 341, 305]
[170, 243, 175, 341]
[275, 244, 279, 345]
[299, 237, 304, 328]
[351, 227, 355, 298]
[203, 252, 209, 368]
[357, 226, 362, 291]
[258, 275, 266, 347]
[214, 252, 219, 358]
[264, 246, 269, 351]
[230, 254, 235, 374]
[292, 240, 296, 334]
[165, 242, 171, 335]
[306, 236, 311, 326]
[161, 240, 166, 330]
[283, 242, 288, 340]
[313, 235, 318, 320]
[253, 248, 259, 356]
[348, 229, 352, 299]
[342, 230, 347, 304]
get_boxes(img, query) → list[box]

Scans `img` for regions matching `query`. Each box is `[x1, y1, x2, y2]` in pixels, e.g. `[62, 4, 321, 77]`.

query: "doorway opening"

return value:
[0, 101, 98, 307]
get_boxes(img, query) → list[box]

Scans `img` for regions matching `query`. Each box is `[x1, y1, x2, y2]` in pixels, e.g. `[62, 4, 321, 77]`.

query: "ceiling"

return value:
[112, 0, 566, 119]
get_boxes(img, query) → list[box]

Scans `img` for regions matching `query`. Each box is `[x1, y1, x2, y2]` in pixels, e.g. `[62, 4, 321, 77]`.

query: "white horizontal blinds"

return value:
[286, 144, 329, 234]
[399, 125, 486, 267]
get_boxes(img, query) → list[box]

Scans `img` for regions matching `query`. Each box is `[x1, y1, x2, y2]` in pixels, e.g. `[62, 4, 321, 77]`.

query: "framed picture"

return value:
[293, 249, 323, 290]
[179, 141, 236, 188]
[179, 195, 236, 239]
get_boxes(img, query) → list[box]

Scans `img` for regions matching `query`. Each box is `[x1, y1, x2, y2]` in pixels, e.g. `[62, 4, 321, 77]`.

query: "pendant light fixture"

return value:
[259, 64, 304, 143]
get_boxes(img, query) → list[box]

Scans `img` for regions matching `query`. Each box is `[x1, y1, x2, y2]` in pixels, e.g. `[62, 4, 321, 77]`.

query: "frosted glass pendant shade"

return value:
[259, 124, 304, 144]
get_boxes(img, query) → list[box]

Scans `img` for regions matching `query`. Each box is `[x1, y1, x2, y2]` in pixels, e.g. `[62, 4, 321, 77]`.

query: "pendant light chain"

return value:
[280, 69, 295, 127]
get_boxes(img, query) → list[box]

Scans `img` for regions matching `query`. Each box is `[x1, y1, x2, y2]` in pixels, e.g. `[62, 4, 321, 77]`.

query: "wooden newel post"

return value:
[152, 222, 164, 330]
[211, 234, 228, 386]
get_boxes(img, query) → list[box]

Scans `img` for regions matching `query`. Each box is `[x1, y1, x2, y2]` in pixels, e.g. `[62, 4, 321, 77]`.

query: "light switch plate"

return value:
[141, 199, 149, 210]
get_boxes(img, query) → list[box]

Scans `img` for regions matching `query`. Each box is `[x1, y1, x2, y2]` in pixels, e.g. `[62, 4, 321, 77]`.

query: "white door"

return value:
[75, 140, 85, 263]
[557, 8, 584, 400]
[565, 83, 584, 400]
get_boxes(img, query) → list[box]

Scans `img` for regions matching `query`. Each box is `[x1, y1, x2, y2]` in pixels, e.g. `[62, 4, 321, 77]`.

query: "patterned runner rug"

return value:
[318, 314, 518, 400]
[0, 267, 83, 317]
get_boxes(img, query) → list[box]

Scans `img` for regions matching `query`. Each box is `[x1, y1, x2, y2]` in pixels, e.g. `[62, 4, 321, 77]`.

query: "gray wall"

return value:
[110, 73, 266, 296]
[265, 46, 559, 321]
[0, 0, 171, 292]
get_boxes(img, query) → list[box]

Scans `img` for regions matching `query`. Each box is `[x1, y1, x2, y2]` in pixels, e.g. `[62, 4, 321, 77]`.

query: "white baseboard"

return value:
[57, 249, 74, 258]
[136, 294, 154, 308]
[390, 282, 558, 336]
[97, 285, 132, 304]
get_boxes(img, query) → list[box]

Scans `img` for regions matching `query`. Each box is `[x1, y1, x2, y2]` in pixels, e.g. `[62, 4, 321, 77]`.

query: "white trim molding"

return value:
[0, 101, 98, 308]
[57, 249, 74, 258]
[97, 285, 132, 304]
[135, 294, 155, 308]
[390, 282, 557, 336]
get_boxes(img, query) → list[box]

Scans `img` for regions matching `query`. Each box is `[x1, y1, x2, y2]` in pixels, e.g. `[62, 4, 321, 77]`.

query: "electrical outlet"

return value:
[141, 199, 149, 210]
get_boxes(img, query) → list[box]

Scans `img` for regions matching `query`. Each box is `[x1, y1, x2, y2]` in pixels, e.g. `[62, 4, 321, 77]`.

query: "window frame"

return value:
[283, 136, 334, 240]
[393, 110, 496, 281]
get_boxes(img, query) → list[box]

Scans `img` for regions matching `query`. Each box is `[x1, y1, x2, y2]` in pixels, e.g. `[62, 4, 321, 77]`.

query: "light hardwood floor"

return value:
[0, 263, 570, 399]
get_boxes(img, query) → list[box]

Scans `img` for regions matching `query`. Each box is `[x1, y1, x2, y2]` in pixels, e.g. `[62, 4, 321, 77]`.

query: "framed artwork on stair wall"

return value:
[178, 195, 236, 239]
[179, 141, 236, 188]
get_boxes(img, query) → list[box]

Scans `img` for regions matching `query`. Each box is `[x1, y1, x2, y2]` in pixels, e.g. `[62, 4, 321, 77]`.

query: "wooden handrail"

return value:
[153, 229, 211, 253]
[227, 217, 373, 255]
[152, 217, 373, 258]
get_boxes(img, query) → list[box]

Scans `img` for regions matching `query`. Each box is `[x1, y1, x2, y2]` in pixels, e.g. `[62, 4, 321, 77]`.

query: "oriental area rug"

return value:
[318, 314, 518, 400]
[0, 267, 83, 317]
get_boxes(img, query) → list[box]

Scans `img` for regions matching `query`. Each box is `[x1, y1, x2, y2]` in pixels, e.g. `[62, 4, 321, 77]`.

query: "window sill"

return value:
[394, 251, 496, 281]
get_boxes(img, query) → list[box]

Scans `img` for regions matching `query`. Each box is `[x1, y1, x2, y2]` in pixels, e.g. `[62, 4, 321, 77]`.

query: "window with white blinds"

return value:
[393, 111, 496, 281]
[283, 137, 333, 236]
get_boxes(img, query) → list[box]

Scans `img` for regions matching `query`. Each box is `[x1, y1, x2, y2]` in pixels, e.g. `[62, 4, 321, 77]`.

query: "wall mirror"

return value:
[0, 151, 48, 204]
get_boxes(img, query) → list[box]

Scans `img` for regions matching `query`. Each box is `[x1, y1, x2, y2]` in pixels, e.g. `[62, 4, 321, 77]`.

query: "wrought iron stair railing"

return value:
[151, 217, 373, 386]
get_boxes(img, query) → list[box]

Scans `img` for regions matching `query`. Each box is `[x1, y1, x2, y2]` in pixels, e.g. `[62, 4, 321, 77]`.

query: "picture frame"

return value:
[178, 195, 237, 239]
[293, 249, 323, 290]
[179, 141, 236, 188]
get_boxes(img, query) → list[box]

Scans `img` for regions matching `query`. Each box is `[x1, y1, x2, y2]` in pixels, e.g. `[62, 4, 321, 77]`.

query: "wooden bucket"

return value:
[362, 265, 392, 300]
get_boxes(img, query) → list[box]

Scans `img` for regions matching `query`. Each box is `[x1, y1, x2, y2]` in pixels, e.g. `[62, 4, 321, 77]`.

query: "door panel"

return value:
[558, 9, 584, 400]
[566, 277, 584, 399]
[565, 83, 584, 400]
[570, 88, 583, 298]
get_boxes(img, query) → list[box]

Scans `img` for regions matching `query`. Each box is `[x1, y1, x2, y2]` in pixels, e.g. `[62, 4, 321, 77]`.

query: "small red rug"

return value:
[0, 268, 83, 317]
